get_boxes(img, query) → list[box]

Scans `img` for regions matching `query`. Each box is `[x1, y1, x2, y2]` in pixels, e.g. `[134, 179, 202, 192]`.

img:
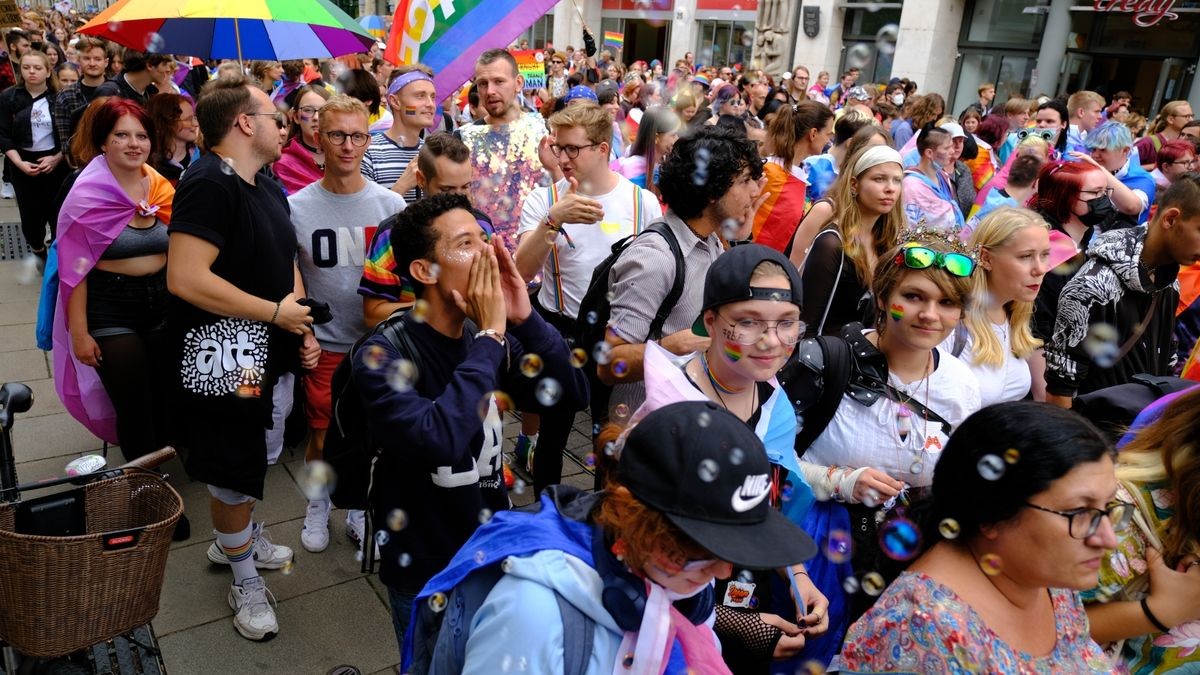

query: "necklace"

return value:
[701, 351, 745, 396]
[682, 218, 709, 241]
[891, 350, 934, 475]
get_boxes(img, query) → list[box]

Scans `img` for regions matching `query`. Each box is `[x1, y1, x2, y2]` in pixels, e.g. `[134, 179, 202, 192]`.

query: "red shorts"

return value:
[303, 349, 345, 430]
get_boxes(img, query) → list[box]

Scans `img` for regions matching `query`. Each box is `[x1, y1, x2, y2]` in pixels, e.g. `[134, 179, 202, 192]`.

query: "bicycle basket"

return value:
[0, 471, 183, 657]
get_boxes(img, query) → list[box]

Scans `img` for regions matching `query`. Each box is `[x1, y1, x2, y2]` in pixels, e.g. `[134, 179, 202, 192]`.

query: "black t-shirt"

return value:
[169, 153, 299, 397]
[801, 226, 873, 337]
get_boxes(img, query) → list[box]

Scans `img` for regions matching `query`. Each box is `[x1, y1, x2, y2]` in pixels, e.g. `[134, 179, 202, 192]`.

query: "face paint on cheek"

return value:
[721, 334, 744, 363]
[889, 304, 905, 321]
[403, 106, 419, 116]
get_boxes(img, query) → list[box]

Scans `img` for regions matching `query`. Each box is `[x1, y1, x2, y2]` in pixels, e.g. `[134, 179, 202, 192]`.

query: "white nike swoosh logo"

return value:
[731, 490, 770, 513]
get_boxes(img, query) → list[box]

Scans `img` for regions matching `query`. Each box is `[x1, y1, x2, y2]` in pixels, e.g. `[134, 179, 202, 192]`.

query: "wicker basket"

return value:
[0, 472, 182, 658]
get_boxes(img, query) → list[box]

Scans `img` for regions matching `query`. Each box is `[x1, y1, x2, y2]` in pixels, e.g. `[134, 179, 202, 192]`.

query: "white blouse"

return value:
[804, 338, 982, 489]
[944, 321, 1032, 406]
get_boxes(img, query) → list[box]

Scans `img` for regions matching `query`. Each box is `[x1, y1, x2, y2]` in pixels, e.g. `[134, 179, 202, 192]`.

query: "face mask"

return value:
[1079, 195, 1115, 226]
[891, 93, 904, 105]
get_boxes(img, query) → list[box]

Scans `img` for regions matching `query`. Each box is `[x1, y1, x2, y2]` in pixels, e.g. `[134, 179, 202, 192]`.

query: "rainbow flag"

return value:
[751, 162, 810, 253]
[604, 31, 624, 50]
[385, 0, 559, 102]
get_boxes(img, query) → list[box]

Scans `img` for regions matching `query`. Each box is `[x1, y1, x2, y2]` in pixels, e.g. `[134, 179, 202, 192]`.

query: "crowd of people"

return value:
[9, 5, 1200, 673]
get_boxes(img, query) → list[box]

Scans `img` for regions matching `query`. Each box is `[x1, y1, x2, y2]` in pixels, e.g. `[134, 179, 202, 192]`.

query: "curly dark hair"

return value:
[658, 125, 763, 221]
[389, 192, 474, 296]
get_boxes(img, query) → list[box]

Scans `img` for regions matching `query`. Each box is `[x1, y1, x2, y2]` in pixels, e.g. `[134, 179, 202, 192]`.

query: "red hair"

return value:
[89, 97, 155, 158]
[1157, 139, 1196, 169]
[1028, 160, 1101, 224]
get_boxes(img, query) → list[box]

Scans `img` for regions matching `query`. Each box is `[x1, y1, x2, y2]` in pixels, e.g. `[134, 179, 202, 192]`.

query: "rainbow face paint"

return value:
[403, 106, 419, 116]
[889, 304, 905, 321]
[722, 340, 744, 363]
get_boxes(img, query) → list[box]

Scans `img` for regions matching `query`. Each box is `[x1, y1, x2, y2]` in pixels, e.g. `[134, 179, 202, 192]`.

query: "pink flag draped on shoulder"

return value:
[385, 0, 561, 103]
[53, 155, 175, 444]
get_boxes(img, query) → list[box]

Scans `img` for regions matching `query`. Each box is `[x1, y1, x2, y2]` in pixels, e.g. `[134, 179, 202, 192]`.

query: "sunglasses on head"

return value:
[894, 244, 976, 277]
[1016, 128, 1056, 142]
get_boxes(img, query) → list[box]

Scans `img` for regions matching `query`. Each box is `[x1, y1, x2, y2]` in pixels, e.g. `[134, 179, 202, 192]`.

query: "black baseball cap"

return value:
[692, 243, 803, 337]
[617, 401, 817, 568]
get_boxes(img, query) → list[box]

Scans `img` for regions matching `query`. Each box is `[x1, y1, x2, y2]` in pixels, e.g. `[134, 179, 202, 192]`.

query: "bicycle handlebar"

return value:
[117, 447, 176, 473]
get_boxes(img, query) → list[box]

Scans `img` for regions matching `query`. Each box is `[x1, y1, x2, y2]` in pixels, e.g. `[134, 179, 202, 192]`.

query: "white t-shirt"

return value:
[805, 332, 982, 489]
[941, 321, 1032, 407]
[517, 175, 662, 319]
[28, 96, 53, 152]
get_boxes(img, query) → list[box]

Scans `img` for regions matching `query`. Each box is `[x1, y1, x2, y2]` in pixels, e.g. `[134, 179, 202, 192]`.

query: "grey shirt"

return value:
[606, 210, 723, 417]
[290, 180, 407, 352]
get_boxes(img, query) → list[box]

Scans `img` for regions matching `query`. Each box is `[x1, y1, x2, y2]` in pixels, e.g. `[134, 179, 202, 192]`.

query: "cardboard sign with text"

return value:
[0, 0, 20, 28]
[512, 50, 546, 90]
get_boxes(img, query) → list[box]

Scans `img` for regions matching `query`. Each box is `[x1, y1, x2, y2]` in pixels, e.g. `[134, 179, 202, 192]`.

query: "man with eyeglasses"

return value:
[1045, 175, 1200, 409]
[1136, 100, 1194, 172]
[511, 102, 662, 493]
[287, 95, 407, 557]
[361, 64, 436, 203]
[1083, 120, 1156, 227]
[167, 72, 319, 642]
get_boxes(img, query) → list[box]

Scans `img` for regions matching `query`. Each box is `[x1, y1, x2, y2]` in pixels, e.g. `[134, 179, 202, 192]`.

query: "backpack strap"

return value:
[806, 226, 845, 337]
[786, 335, 853, 456]
[884, 383, 954, 436]
[555, 592, 596, 675]
[642, 220, 686, 340]
[546, 182, 568, 314]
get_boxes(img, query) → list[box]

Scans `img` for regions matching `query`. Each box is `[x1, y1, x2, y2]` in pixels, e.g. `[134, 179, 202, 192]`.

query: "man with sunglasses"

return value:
[1045, 175, 1200, 409]
[287, 95, 407, 557]
[167, 72, 319, 641]
[512, 102, 662, 493]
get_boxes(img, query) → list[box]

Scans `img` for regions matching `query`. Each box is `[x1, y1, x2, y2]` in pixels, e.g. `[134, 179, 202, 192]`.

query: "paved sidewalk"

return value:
[0, 209, 598, 674]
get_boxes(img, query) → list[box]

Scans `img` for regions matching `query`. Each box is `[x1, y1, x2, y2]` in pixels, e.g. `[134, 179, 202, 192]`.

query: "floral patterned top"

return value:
[841, 571, 1114, 674]
[1080, 480, 1200, 674]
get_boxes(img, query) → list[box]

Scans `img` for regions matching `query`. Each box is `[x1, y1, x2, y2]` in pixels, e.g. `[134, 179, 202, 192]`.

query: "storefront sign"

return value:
[1092, 0, 1180, 27]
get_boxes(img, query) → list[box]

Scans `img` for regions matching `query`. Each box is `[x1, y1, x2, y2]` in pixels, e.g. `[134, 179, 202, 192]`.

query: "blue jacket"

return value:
[1115, 158, 1156, 225]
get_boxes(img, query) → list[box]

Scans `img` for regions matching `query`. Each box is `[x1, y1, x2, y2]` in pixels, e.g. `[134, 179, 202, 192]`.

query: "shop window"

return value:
[840, 6, 901, 84]
[963, 0, 1045, 46]
[695, 20, 754, 68]
[951, 52, 1034, 115]
[519, 14, 555, 50]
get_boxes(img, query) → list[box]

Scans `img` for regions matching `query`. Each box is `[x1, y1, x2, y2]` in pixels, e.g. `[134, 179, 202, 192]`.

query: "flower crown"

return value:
[895, 222, 980, 260]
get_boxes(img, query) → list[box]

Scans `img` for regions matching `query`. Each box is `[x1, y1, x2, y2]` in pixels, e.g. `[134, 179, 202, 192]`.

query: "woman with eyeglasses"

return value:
[705, 85, 745, 125]
[1152, 139, 1197, 189]
[273, 84, 329, 194]
[841, 401, 1121, 673]
[948, 207, 1050, 405]
[145, 93, 199, 185]
[1081, 387, 1200, 673]
[629, 244, 828, 673]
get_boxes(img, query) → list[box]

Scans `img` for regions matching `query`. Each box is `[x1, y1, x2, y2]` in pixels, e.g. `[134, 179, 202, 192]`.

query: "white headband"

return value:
[853, 145, 904, 176]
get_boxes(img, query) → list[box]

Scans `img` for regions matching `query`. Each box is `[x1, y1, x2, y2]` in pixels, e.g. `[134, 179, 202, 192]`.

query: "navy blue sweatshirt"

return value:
[355, 310, 589, 592]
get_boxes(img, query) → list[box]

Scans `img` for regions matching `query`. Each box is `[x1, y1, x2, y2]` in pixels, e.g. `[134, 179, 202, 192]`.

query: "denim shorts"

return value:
[86, 268, 169, 337]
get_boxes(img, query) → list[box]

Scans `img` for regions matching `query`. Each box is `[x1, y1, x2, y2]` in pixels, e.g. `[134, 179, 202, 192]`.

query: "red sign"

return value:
[1093, 0, 1180, 27]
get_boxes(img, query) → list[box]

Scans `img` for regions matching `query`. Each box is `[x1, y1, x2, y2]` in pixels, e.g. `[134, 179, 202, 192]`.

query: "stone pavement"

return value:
[0, 200, 598, 674]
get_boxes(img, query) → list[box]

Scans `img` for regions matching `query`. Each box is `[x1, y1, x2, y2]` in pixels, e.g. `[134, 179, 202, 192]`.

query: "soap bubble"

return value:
[144, 32, 165, 53]
[219, 157, 236, 175]
[842, 576, 860, 594]
[740, 32, 753, 47]
[519, 353, 544, 378]
[611, 358, 630, 378]
[585, 310, 598, 325]
[535, 377, 562, 406]
[720, 218, 740, 240]
[478, 508, 493, 524]
[1083, 323, 1119, 368]
[385, 358, 418, 392]
[861, 571, 886, 596]
[845, 43, 873, 70]
[106, 20, 123, 33]
[73, 256, 91, 275]
[824, 530, 852, 563]
[361, 344, 387, 370]
[980, 553, 1003, 576]
[570, 348, 589, 368]
[938, 518, 961, 539]
[387, 509, 409, 531]
[875, 24, 899, 55]
[584, 452, 597, 468]
[477, 390, 515, 420]
[473, 549, 487, 564]
[613, 403, 630, 420]
[592, 341, 613, 365]
[398, 552, 412, 567]
[697, 458, 720, 482]
[1004, 448, 1020, 464]
[428, 592, 448, 612]
[728, 447, 745, 465]
[781, 482, 795, 502]
[977, 454, 1006, 481]
[697, 411, 711, 428]
[428, 262, 441, 283]
[280, 560, 294, 575]
[374, 530, 390, 548]
[410, 299, 430, 323]
[878, 517, 922, 561]
[298, 460, 337, 500]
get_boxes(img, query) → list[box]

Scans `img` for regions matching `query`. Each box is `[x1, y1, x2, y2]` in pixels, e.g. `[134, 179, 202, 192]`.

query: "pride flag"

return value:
[751, 162, 810, 253]
[604, 31, 624, 50]
[385, 0, 559, 102]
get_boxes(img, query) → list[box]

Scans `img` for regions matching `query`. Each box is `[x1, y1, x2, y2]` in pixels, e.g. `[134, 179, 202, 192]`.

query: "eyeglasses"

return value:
[717, 313, 805, 346]
[549, 143, 598, 159]
[894, 245, 976, 277]
[297, 105, 319, 116]
[551, 60, 564, 65]
[1023, 501, 1134, 539]
[1170, 158, 1199, 167]
[1170, 112, 1195, 120]
[179, 115, 197, 125]
[247, 111, 286, 126]
[653, 556, 719, 574]
[1078, 187, 1115, 200]
[1016, 128, 1056, 142]
[323, 130, 371, 147]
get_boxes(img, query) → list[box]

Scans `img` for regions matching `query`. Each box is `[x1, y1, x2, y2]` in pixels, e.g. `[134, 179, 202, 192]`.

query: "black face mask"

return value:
[1079, 195, 1115, 226]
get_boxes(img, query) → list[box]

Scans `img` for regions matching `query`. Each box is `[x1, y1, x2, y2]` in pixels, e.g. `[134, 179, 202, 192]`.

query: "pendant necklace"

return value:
[892, 350, 933, 475]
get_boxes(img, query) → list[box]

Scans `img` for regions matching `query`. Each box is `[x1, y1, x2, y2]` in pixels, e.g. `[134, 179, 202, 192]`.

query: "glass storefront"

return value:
[695, 20, 754, 68]
[949, 0, 1044, 115]
[840, 4, 902, 84]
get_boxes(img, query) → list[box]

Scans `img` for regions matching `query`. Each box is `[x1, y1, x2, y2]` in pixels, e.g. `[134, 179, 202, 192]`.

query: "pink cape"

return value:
[273, 137, 323, 194]
[53, 156, 174, 444]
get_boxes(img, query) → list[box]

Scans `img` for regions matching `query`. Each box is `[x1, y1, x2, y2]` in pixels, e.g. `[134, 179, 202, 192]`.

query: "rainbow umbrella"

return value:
[78, 0, 376, 62]
[358, 14, 386, 41]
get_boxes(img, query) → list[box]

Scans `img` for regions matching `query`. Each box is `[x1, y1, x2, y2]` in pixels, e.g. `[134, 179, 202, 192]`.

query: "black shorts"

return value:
[86, 269, 168, 337]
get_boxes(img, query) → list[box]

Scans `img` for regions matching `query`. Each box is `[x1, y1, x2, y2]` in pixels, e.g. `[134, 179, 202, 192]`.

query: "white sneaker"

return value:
[2, 182, 13, 199]
[207, 523, 295, 569]
[301, 499, 330, 553]
[228, 576, 278, 641]
[345, 509, 365, 546]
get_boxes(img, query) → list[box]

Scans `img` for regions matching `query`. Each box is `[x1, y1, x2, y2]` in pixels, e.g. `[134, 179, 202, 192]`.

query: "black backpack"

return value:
[778, 335, 854, 456]
[324, 317, 422, 513]
[573, 220, 685, 427]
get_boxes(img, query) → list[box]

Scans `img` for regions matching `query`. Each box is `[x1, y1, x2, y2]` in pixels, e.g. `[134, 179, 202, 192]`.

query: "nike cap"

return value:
[617, 401, 817, 568]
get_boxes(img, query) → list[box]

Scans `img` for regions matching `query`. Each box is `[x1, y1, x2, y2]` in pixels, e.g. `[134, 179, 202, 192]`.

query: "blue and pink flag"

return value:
[385, 0, 560, 102]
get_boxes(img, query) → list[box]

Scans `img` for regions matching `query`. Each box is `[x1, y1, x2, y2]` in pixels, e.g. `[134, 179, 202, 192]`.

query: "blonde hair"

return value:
[317, 94, 369, 129]
[1149, 100, 1191, 136]
[1116, 387, 1200, 566]
[829, 144, 907, 284]
[549, 102, 613, 147]
[964, 207, 1047, 367]
[1067, 91, 1104, 117]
